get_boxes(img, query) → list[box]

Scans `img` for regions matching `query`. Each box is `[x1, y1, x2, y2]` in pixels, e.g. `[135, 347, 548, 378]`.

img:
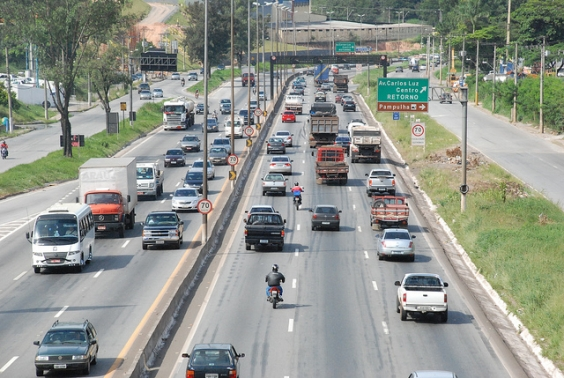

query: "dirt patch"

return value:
[136, 3, 178, 46]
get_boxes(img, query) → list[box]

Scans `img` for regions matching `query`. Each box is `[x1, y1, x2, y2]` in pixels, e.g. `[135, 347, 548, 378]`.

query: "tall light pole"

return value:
[247, 0, 251, 134]
[230, 0, 235, 187]
[540, 36, 546, 133]
[357, 14, 365, 48]
[253, 2, 261, 124]
[202, 0, 210, 242]
[326, 11, 334, 55]
[460, 86, 469, 212]
[262, 3, 268, 109]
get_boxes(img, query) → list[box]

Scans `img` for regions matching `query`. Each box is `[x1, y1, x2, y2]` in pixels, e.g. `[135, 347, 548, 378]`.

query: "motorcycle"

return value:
[293, 194, 302, 211]
[1, 147, 7, 160]
[181, 79, 185, 87]
[268, 287, 281, 309]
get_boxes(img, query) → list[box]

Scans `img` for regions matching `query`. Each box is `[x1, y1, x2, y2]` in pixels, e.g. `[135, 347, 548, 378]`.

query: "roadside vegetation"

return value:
[355, 71, 564, 369]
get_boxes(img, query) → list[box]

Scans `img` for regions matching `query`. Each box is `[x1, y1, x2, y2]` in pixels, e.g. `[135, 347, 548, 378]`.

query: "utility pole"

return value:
[512, 42, 518, 123]
[506, 0, 511, 62]
[475, 39, 479, 105]
[492, 44, 497, 112]
[230, 0, 235, 189]
[540, 36, 545, 133]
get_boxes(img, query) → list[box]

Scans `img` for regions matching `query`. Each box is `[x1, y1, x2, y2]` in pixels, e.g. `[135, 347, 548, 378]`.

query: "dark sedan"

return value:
[310, 204, 342, 231]
[266, 137, 286, 154]
[163, 148, 186, 167]
[208, 147, 229, 165]
[343, 100, 356, 112]
[183, 171, 204, 193]
[182, 343, 245, 378]
[195, 103, 205, 114]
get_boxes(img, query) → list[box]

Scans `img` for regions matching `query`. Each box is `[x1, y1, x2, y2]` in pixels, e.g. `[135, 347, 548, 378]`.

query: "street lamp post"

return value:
[326, 11, 334, 55]
[247, 0, 251, 134]
[230, 0, 235, 187]
[357, 14, 365, 48]
[460, 86, 469, 212]
[202, 0, 210, 242]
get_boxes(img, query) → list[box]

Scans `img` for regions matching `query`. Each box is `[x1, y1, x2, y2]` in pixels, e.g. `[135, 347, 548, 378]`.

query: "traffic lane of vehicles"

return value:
[0, 123, 240, 376]
[157, 134, 511, 378]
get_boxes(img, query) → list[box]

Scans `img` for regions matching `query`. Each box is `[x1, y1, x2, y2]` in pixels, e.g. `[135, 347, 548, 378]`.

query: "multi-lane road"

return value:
[0, 66, 551, 378]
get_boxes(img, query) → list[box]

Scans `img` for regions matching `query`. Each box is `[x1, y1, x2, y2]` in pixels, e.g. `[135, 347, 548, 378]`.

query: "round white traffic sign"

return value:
[197, 199, 213, 215]
[244, 126, 254, 137]
[254, 108, 263, 117]
[411, 123, 425, 137]
[227, 154, 239, 166]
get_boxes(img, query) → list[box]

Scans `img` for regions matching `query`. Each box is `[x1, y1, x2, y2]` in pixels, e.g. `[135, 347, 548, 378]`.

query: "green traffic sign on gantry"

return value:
[335, 42, 355, 53]
[377, 78, 429, 103]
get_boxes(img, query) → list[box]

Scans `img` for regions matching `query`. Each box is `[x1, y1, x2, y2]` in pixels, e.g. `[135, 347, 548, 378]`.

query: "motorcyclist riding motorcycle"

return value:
[0, 140, 8, 159]
[291, 182, 304, 203]
[180, 78, 185, 87]
[266, 264, 285, 301]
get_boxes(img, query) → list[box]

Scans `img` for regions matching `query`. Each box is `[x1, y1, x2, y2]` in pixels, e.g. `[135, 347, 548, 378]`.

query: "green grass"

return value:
[0, 102, 163, 198]
[355, 73, 564, 368]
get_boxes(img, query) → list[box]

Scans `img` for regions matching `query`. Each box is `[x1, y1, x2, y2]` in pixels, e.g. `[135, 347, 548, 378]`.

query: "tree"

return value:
[3, 0, 130, 157]
[512, 0, 564, 44]
[180, 0, 253, 70]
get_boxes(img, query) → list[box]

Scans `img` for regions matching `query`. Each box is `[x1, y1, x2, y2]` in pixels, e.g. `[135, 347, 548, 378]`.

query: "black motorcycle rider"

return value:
[266, 264, 285, 301]
[181, 78, 185, 87]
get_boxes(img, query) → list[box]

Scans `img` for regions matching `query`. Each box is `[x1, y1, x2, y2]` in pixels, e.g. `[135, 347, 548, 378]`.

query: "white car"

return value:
[268, 155, 293, 175]
[171, 188, 201, 211]
[258, 91, 267, 101]
[249, 100, 258, 111]
[190, 159, 215, 180]
[347, 119, 366, 135]
[273, 130, 293, 146]
[224, 118, 244, 138]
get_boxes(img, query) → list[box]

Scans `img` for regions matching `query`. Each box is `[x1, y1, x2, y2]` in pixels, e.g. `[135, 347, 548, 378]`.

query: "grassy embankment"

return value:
[354, 68, 564, 369]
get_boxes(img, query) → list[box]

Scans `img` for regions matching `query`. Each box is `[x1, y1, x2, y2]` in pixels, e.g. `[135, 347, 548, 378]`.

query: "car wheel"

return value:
[409, 254, 415, 262]
[262, 191, 266, 196]
[335, 225, 340, 231]
[83, 359, 91, 375]
[441, 310, 448, 323]
[400, 306, 408, 321]
[278, 243, 284, 251]
[91, 350, 98, 365]
[396, 297, 401, 313]
[142, 243, 148, 250]
[36, 368, 44, 377]
[176, 240, 181, 249]
[312, 225, 315, 231]
[34, 267, 41, 274]
[245, 243, 251, 250]
[118, 226, 125, 238]
[378, 252, 384, 261]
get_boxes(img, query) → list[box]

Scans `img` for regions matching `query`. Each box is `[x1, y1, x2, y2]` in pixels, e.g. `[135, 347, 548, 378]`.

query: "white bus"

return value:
[26, 203, 95, 273]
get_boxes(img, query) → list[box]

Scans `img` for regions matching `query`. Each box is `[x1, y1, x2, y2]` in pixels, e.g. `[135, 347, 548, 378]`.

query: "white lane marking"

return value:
[94, 269, 104, 278]
[302, 160, 305, 164]
[353, 204, 356, 211]
[288, 319, 294, 332]
[55, 306, 69, 318]
[284, 376, 290, 378]
[294, 248, 299, 256]
[372, 281, 378, 291]
[176, 181, 180, 187]
[161, 198, 166, 204]
[292, 279, 297, 288]
[382, 321, 389, 335]
[364, 251, 369, 259]
[121, 240, 130, 248]
[13, 271, 26, 281]
[357, 226, 362, 232]
[348, 187, 352, 191]
[0, 356, 19, 373]
[296, 224, 300, 231]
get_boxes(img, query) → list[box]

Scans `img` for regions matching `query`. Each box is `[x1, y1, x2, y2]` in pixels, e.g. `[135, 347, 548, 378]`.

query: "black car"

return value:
[183, 171, 204, 193]
[195, 103, 205, 114]
[396, 66, 404, 73]
[334, 135, 352, 155]
[238, 109, 254, 125]
[343, 100, 356, 112]
[439, 93, 453, 104]
[34, 320, 99, 376]
[306, 69, 314, 76]
[182, 343, 245, 378]
[163, 148, 186, 167]
[137, 82, 150, 94]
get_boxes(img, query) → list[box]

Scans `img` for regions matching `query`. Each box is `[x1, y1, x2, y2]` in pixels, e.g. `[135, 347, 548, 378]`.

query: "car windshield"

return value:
[249, 214, 282, 225]
[214, 139, 229, 145]
[167, 150, 183, 155]
[251, 207, 273, 213]
[221, 99, 231, 104]
[265, 174, 283, 180]
[183, 136, 198, 142]
[272, 157, 288, 162]
[191, 350, 232, 367]
[371, 170, 392, 177]
[276, 132, 290, 136]
[145, 213, 178, 226]
[186, 172, 203, 180]
[315, 206, 337, 214]
[210, 147, 227, 154]
[43, 330, 87, 345]
[174, 189, 198, 197]
[385, 231, 410, 240]
[192, 161, 210, 168]
[269, 138, 283, 143]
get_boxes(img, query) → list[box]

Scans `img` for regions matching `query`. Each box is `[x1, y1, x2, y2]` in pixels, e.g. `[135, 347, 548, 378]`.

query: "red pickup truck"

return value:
[370, 195, 409, 230]
[242, 72, 255, 87]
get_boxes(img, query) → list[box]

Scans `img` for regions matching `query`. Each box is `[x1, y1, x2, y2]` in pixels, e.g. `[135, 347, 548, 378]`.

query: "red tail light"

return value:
[335, 214, 340, 220]
[284, 163, 291, 167]
[229, 370, 237, 378]
[267, 143, 271, 147]
[444, 293, 448, 303]
[244, 229, 248, 236]
[408, 241, 413, 248]
[281, 230, 285, 237]
[312, 214, 318, 219]
[392, 179, 396, 186]
[270, 163, 276, 167]
[402, 293, 407, 302]
[282, 143, 286, 147]
[369, 179, 373, 186]
[187, 370, 195, 378]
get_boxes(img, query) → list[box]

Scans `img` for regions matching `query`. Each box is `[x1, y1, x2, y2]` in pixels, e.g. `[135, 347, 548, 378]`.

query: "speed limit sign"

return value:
[244, 126, 254, 137]
[197, 199, 213, 215]
[227, 154, 239, 166]
[411, 122, 426, 146]
[254, 108, 263, 117]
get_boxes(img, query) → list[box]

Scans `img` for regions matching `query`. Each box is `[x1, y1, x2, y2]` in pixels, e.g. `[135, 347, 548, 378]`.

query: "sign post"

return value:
[377, 78, 429, 112]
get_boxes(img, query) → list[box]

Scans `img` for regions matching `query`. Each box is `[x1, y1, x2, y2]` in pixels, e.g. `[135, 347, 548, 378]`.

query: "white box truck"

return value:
[78, 157, 138, 238]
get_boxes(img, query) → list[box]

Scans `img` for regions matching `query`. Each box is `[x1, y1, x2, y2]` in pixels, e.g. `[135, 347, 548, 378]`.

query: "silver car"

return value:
[408, 371, 458, 378]
[139, 90, 152, 100]
[208, 147, 229, 165]
[268, 155, 293, 175]
[171, 188, 201, 211]
[273, 130, 293, 147]
[376, 228, 416, 261]
[179, 135, 201, 152]
[152, 88, 164, 98]
[190, 159, 215, 180]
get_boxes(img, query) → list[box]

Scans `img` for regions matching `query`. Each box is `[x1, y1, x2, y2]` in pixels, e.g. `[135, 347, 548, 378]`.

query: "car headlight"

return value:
[67, 250, 80, 256]
[165, 158, 171, 162]
[36, 356, 49, 361]
[72, 355, 87, 361]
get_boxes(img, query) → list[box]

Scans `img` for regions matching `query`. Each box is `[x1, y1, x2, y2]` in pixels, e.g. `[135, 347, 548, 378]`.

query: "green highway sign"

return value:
[377, 78, 429, 112]
[335, 42, 355, 53]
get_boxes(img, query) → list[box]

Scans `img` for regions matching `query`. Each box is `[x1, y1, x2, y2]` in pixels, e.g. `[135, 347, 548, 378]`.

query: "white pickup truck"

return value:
[366, 169, 396, 196]
[395, 273, 449, 322]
